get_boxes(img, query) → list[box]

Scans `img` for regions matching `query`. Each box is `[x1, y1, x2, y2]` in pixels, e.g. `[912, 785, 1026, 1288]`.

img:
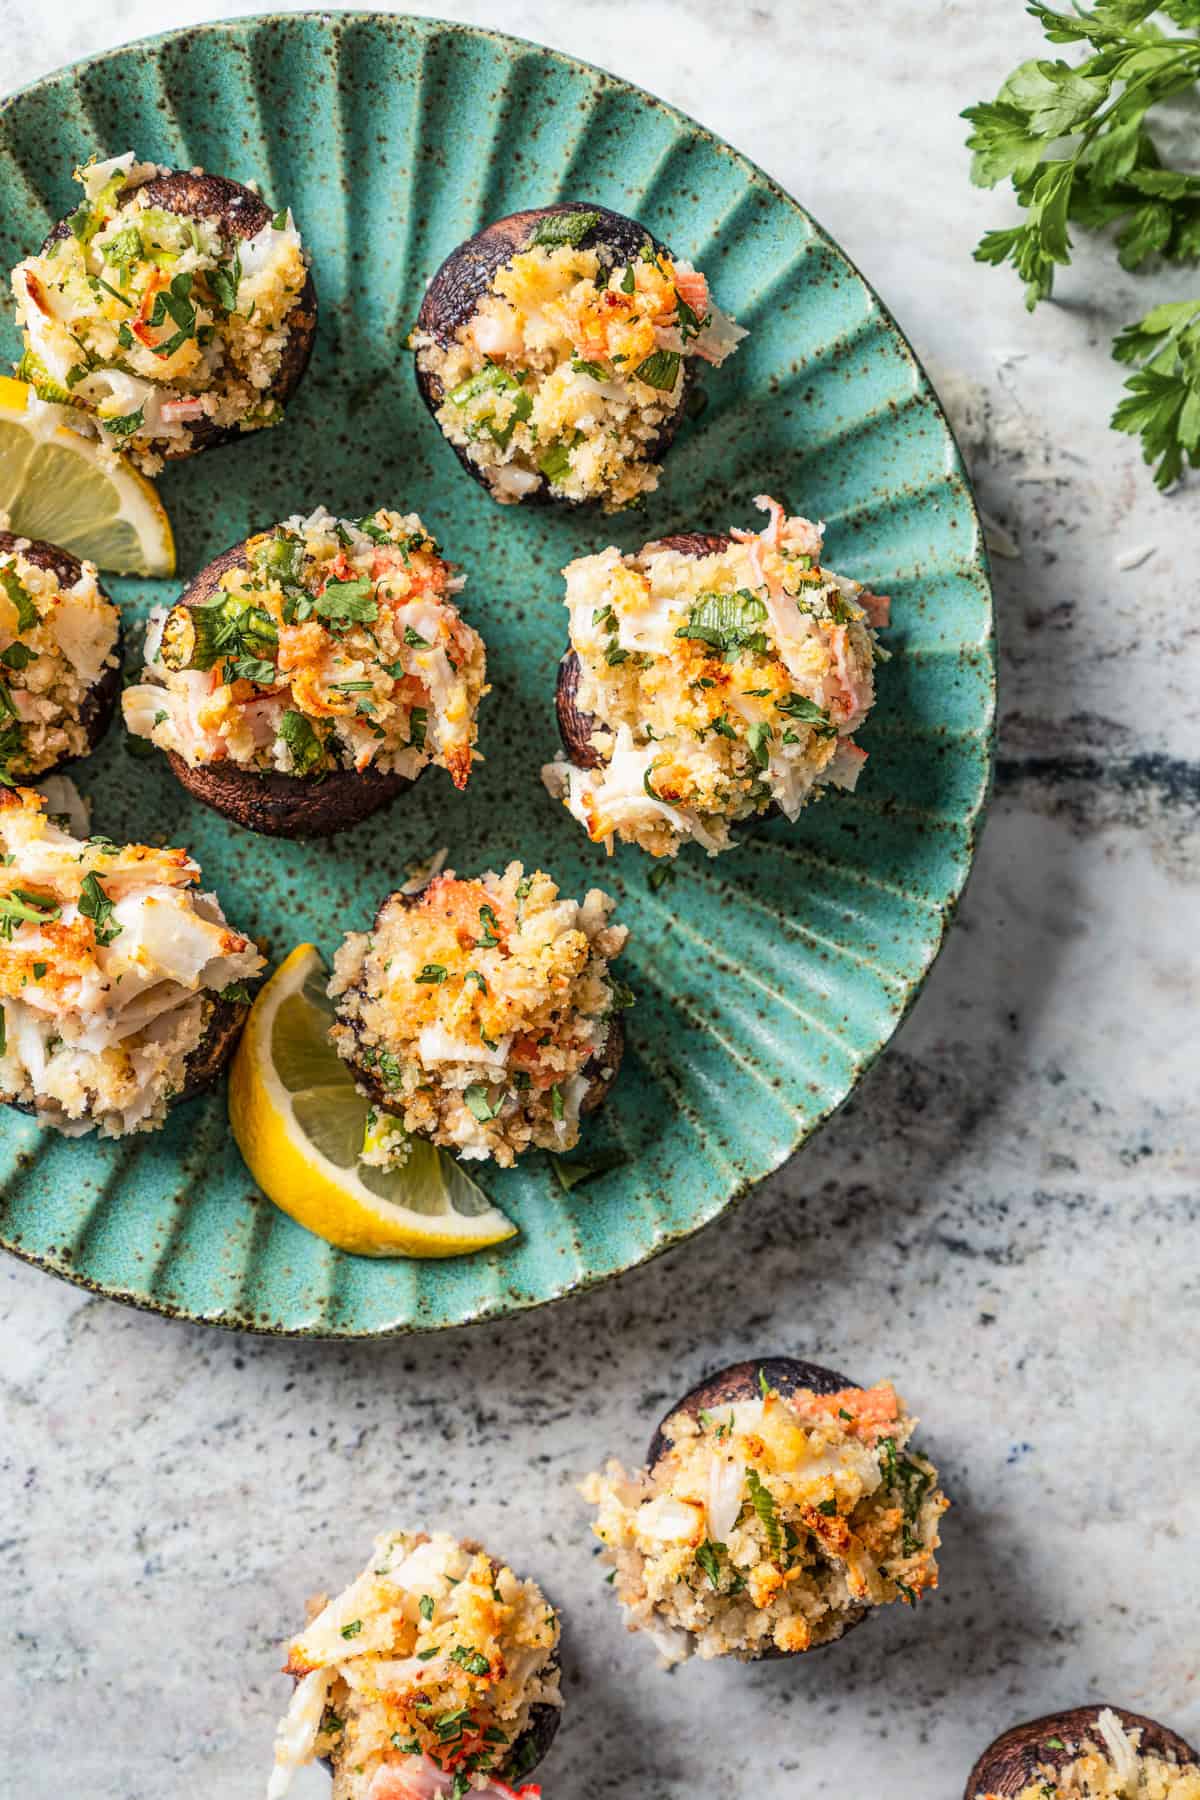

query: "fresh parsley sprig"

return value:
[963, 1, 1200, 487]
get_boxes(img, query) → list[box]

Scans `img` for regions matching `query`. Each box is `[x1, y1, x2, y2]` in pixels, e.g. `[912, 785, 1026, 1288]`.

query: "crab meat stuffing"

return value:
[267, 1530, 561, 1800]
[0, 785, 263, 1136]
[122, 507, 487, 788]
[328, 864, 630, 1167]
[580, 1372, 947, 1661]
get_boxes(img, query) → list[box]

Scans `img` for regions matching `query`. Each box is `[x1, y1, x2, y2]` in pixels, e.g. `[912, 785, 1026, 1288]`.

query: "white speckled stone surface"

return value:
[2, 3, 1199, 1797]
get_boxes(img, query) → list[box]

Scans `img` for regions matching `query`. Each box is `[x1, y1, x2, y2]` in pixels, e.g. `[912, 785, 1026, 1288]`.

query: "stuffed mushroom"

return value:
[12, 150, 316, 471]
[122, 506, 488, 839]
[0, 532, 121, 780]
[328, 863, 629, 1168]
[412, 201, 744, 511]
[0, 784, 262, 1136]
[267, 1529, 562, 1800]
[543, 495, 890, 857]
[581, 1356, 947, 1663]
[967, 1705, 1200, 1800]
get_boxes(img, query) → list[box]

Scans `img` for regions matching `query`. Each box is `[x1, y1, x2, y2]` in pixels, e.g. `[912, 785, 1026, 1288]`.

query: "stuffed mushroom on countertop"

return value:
[968, 1705, 1200, 1800]
[12, 151, 315, 470]
[267, 1529, 562, 1800]
[328, 863, 629, 1167]
[543, 495, 889, 857]
[412, 201, 744, 511]
[0, 532, 121, 780]
[581, 1357, 946, 1663]
[123, 506, 488, 838]
[0, 785, 262, 1136]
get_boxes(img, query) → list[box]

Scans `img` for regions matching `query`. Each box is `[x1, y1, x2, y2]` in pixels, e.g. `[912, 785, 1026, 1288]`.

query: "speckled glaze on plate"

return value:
[0, 13, 994, 1336]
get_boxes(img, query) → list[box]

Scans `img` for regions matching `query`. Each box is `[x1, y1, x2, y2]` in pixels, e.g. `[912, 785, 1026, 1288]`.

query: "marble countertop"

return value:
[2, 3, 1198, 1796]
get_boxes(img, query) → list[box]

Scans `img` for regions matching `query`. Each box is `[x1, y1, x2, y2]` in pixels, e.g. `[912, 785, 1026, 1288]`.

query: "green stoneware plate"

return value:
[0, 13, 994, 1336]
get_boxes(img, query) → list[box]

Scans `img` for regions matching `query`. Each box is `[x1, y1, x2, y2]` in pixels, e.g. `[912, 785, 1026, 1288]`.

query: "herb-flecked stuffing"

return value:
[0, 543, 119, 780]
[123, 507, 487, 787]
[328, 864, 629, 1167]
[581, 1375, 946, 1662]
[267, 1530, 561, 1800]
[975, 1709, 1200, 1800]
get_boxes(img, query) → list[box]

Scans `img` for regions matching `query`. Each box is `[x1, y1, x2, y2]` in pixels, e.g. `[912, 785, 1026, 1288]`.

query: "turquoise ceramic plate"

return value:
[0, 13, 994, 1335]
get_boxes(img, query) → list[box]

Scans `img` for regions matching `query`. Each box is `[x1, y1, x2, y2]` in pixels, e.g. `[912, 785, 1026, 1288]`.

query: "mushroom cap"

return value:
[964, 1705, 1200, 1799]
[0, 530, 122, 770]
[159, 537, 418, 840]
[647, 1354, 867, 1661]
[414, 202, 693, 505]
[554, 531, 733, 769]
[43, 169, 317, 459]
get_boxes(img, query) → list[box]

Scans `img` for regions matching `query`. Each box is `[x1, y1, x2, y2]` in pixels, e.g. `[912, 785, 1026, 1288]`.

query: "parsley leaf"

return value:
[315, 578, 378, 625]
[528, 208, 601, 248]
[676, 589, 769, 658]
[78, 871, 121, 945]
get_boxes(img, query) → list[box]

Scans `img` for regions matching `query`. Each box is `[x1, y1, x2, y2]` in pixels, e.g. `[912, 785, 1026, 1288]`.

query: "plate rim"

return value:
[0, 8, 997, 1337]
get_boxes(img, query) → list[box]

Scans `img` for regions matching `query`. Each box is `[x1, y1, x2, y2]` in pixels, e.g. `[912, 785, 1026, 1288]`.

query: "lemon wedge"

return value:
[0, 376, 175, 577]
[228, 944, 517, 1259]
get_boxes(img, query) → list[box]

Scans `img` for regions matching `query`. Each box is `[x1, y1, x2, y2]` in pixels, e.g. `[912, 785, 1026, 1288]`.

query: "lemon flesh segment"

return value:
[0, 381, 175, 577]
[228, 944, 517, 1259]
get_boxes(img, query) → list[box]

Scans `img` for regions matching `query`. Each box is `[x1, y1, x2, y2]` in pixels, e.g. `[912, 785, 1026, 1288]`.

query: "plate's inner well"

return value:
[0, 13, 993, 1334]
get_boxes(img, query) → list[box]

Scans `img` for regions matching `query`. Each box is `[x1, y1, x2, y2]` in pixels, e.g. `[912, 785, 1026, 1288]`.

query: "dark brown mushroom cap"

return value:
[414, 202, 693, 505]
[647, 1355, 867, 1661]
[965, 1705, 1200, 1799]
[335, 886, 624, 1125]
[3, 990, 251, 1122]
[42, 169, 317, 459]
[0, 529, 122, 769]
[554, 531, 733, 770]
[155, 537, 418, 840]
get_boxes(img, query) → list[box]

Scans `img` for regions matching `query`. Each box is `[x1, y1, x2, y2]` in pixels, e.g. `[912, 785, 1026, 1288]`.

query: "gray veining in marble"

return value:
[2, 2, 1198, 1797]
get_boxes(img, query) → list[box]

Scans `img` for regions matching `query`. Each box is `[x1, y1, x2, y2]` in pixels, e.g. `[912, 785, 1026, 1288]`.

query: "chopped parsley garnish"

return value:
[78, 872, 121, 945]
[550, 1083, 564, 1120]
[339, 1619, 363, 1639]
[147, 270, 198, 358]
[416, 964, 448, 985]
[619, 263, 636, 295]
[571, 357, 606, 379]
[528, 208, 600, 248]
[103, 406, 145, 439]
[816, 1497, 838, 1517]
[694, 1539, 724, 1589]
[227, 655, 277, 686]
[404, 625, 430, 648]
[391, 1734, 421, 1753]
[676, 589, 769, 658]
[675, 290, 710, 341]
[219, 982, 252, 1004]
[776, 692, 834, 733]
[632, 347, 681, 391]
[477, 904, 500, 947]
[448, 1645, 491, 1675]
[0, 889, 60, 939]
[537, 437, 577, 486]
[409, 706, 427, 750]
[747, 721, 772, 769]
[418, 1594, 434, 1621]
[879, 1435, 934, 1554]
[745, 1467, 783, 1558]
[0, 643, 34, 671]
[272, 207, 289, 230]
[758, 1367, 771, 1399]
[207, 250, 242, 315]
[315, 577, 378, 625]
[463, 1083, 502, 1122]
[647, 863, 673, 892]
[319, 1708, 345, 1736]
[0, 568, 38, 632]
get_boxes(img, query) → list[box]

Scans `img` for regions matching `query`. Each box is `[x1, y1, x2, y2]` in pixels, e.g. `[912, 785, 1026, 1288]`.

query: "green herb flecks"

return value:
[676, 589, 769, 658]
[315, 577, 378, 626]
[0, 568, 39, 635]
[464, 1084, 502, 1122]
[78, 871, 121, 946]
[744, 1467, 783, 1559]
[279, 709, 324, 777]
[528, 208, 601, 249]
